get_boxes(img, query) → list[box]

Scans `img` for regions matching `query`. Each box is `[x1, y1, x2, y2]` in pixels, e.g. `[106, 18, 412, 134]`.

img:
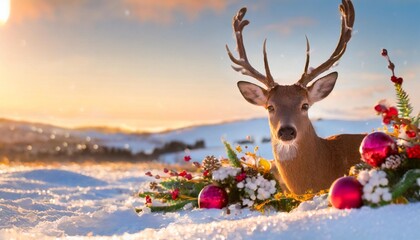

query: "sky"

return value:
[0, 0, 419, 132]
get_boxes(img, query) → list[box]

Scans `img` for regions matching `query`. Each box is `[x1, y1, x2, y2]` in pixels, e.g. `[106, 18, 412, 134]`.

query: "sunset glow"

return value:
[0, 1, 419, 131]
[0, 0, 10, 24]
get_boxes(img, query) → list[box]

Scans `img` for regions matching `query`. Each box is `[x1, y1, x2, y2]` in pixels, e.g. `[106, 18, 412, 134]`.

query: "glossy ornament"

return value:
[329, 176, 363, 209]
[198, 185, 228, 209]
[360, 132, 397, 167]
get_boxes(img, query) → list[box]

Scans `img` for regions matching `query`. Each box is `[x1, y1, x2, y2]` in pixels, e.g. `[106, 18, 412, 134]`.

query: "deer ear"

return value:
[307, 72, 338, 103]
[237, 81, 268, 106]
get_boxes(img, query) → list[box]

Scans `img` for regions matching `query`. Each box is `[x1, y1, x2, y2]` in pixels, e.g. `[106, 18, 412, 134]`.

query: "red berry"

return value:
[163, 168, 169, 173]
[406, 145, 420, 158]
[145, 195, 152, 204]
[185, 174, 193, 180]
[145, 171, 153, 177]
[178, 170, 187, 177]
[391, 76, 398, 83]
[396, 77, 403, 85]
[203, 170, 209, 177]
[171, 188, 180, 200]
[382, 116, 392, 125]
[406, 130, 417, 138]
[381, 49, 388, 56]
[386, 107, 398, 117]
[184, 155, 191, 162]
[235, 172, 247, 182]
[374, 104, 386, 113]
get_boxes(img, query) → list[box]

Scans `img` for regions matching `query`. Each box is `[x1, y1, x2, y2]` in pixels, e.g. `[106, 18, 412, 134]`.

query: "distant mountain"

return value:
[0, 117, 382, 163]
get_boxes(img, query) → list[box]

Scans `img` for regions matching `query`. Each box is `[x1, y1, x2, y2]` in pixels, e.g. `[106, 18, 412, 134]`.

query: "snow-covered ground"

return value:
[1, 118, 419, 239]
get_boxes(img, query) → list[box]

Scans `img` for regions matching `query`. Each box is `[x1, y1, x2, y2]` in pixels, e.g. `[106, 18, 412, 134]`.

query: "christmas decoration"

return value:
[330, 49, 420, 209]
[198, 185, 228, 209]
[328, 176, 363, 209]
[202, 155, 222, 173]
[360, 132, 398, 167]
[137, 49, 420, 214]
[381, 155, 404, 170]
[136, 140, 301, 213]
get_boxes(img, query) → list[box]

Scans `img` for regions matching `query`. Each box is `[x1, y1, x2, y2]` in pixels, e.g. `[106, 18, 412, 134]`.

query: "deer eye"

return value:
[301, 103, 310, 111]
[267, 105, 275, 113]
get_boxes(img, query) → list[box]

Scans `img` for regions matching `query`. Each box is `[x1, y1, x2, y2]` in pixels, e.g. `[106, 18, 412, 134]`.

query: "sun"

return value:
[0, 0, 10, 24]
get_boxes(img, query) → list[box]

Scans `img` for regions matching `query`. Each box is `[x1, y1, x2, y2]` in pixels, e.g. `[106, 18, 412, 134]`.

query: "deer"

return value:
[226, 0, 365, 194]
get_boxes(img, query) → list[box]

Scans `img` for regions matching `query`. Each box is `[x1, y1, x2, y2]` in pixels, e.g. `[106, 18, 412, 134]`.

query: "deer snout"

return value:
[278, 126, 297, 141]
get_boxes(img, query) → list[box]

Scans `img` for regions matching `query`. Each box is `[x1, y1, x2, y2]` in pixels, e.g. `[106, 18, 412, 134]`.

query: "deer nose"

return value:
[278, 126, 297, 141]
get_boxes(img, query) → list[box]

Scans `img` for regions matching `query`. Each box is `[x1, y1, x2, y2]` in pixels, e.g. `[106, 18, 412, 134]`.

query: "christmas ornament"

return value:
[329, 176, 363, 209]
[360, 132, 398, 167]
[198, 185, 228, 209]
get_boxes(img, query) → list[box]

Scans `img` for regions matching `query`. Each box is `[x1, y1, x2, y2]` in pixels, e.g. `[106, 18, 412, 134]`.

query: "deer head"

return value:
[226, 0, 355, 161]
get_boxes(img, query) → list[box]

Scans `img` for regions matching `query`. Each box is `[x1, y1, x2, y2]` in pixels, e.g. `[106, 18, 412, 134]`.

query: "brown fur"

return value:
[274, 131, 365, 194]
[263, 84, 366, 194]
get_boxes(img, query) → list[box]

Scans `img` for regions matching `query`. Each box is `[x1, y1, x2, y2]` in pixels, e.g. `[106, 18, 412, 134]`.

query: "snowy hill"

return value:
[0, 117, 381, 163]
[1, 162, 419, 239]
[2, 117, 414, 239]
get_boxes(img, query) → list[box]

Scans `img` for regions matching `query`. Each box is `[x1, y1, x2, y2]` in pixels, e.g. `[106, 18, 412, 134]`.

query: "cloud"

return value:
[264, 17, 316, 36]
[9, 0, 233, 24]
[9, 0, 86, 23]
[329, 85, 389, 101]
[123, 0, 232, 24]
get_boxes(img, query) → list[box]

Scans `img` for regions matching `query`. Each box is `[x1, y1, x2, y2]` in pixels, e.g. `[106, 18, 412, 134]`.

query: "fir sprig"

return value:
[394, 83, 413, 119]
[223, 141, 242, 168]
[381, 49, 414, 119]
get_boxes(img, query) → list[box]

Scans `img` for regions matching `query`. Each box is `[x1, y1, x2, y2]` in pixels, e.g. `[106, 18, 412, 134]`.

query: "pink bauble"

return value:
[359, 132, 397, 167]
[198, 185, 228, 209]
[329, 176, 363, 209]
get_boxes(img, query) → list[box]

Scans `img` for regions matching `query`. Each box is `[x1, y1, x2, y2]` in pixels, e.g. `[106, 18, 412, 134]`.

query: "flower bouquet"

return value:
[137, 142, 301, 213]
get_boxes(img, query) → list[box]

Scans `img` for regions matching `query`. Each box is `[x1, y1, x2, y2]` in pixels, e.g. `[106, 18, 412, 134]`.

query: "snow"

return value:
[1, 119, 419, 239]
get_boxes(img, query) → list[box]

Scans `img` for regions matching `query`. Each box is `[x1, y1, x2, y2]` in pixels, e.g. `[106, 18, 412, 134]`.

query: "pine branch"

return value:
[223, 141, 242, 167]
[391, 169, 420, 200]
[395, 83, 413, 119]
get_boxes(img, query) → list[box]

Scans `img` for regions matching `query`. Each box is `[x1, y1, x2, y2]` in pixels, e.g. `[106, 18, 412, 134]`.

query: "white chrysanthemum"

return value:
[240, 173, 278, 207]
[242, 199, 254, 207]
[212, 166, 240, 181]
[360, 169, 392, 204]
[357, 170, 370, 185]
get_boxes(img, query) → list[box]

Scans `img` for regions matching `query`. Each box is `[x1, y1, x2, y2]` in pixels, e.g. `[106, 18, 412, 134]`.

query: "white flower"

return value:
[379, 177, 389, 186]
[357, 170, 370, 185]
[417, 178, 420, 187]
[250, 194, 256, 200]
[237, 182, 244, 188]
[212, 166, 240, 181]
[371, 193, 380, 203]
[242, 199, 254, 207]
[360, 169, 392, 204]
[382, 192, 392, 202]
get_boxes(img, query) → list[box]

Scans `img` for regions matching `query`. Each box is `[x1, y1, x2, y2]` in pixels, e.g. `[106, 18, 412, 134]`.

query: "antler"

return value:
[298, 0, 355, 86]
[226, 8, 277, 89]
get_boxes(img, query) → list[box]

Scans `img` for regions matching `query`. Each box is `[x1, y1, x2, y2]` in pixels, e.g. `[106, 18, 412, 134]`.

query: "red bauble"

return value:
[198, 185, 228, 209]
[359, 132, 397, 167]
[329, 176, 363, 209]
